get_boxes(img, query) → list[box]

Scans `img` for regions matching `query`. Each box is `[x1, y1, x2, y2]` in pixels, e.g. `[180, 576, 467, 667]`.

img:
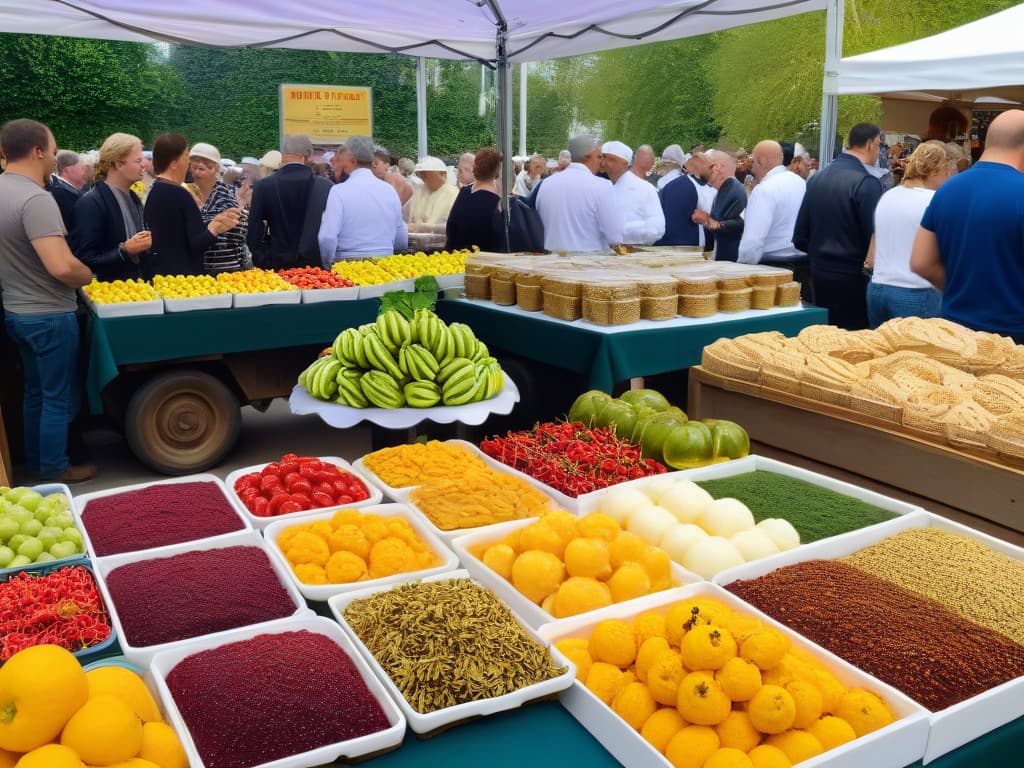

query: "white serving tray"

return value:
[327, 569, 575, 735]
[452, 518, 701, 629]
[88, 296, 164, 317]
[231, 290, 301, 308]
[349, 456, 418, 503]
[162, 293, 232, 312]
[435, 274, 464, 290]
[300, 286, 360, 303]
[149, 615, 406, 768]
[713, 509, 1024, 764]
[74, 474, 250, 559]
[93, 529, 311, 667]
[357, 278, 416, 299]
[288, 368, 520, 429]
[224, 456, 384, 531]
[263, 503, 459, 601]
[0, 482, 85, 576]
[537, 581, 930, 768]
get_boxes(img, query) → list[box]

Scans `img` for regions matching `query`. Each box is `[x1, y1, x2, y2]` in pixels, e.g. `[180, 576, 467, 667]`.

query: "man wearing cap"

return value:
[535, 134, 624, 252]
[602, 141, 664, 245]
[318, 136, 407, 264]
[656, 145, 686, 191]
[407, 156, 459, 232]
[737, 141, 807, 280]
[247, 134, 332, 269]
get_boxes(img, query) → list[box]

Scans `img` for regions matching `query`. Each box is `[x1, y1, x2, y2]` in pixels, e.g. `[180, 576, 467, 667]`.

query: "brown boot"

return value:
[46, 464, 98, 484]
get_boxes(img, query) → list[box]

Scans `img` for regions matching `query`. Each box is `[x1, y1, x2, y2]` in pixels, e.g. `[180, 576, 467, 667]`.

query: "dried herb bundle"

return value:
[344, 579, 566, 713]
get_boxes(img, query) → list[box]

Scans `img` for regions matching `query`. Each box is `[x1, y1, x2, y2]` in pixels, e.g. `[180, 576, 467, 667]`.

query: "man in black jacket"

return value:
[247, 134, 332, 269]
[46, 150, 88, 232]
[793, 123, 884, 330]
[694, 149, 746, 261]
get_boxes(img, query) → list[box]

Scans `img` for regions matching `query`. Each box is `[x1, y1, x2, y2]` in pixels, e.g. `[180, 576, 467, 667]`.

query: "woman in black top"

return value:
[445, 147, 503, 252]
[141, 133, 239, 279]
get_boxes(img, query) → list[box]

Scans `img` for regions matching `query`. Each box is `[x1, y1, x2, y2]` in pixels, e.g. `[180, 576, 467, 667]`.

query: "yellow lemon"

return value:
[807, 715, 857, 751]
[715, 710, 761, 752]
[14, 744, 83, 768]
[704, 748, 755, 768]
[765, 730, 824, 763]
[635, 636, 671, 683]
[61, 694, 143, 766]
[0, 749, 17, 768]
[607, 562, 652, 603]
[551, 577, 612, 618]
[640, 707, 686, 753]
[0, 644, 88, 752]
[564, 537, 612, 579]
[138, 721, 188, 768]
[612, 682, 658, 731]
[589, 619, 638, 667]
[747, 744, 793, 768]
[482, 543, 517, 580]
[665, 725, 720, 768]
[85, 666, 162, 723]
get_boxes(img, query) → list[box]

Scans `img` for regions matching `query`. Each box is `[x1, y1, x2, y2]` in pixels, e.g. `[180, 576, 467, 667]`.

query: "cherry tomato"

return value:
[290, 479, 313, 496]
[251, 497, 271, 517]
[332, 479, 350, 496]
[259, 475, 282, 493]
[260, 462, 282, 477]
[279, 460, 299, 476]
[268, 492, 292, 514]
[335, 494, 353, 505]
[311, 491, 335, 508]
[314, 469, 338, 484]
[278, 501, 303, 515]
[299, 464, 319, 479]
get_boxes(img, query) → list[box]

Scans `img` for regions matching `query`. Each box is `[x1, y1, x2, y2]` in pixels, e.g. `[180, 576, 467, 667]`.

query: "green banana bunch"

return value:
[360, 370, 405, 408]
[399, 344, 441, 381]
[404, 380, 442, 408]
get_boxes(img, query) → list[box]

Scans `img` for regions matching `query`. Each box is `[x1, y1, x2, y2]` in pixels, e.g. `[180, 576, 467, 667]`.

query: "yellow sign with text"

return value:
[279, 84, 373, 145]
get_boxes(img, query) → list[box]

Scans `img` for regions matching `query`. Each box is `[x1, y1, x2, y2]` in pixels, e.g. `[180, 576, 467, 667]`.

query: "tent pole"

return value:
[416, 57, 428, 158]
[819, 0, 844, 167]
[519, 62, 528, 158]
[486, 0, 513, 250]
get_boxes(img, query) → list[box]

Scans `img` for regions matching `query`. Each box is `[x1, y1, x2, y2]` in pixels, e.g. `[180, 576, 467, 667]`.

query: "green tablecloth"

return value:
[86, 300, 379, 413]
[356, 701, 1023, 767]
[436, 299, 829, 392]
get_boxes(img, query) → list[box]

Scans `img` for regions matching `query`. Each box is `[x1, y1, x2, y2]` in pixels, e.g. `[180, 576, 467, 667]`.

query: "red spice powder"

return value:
[104, 546, 296, 647]
[165, 630, 391, 768]
[82, 481, 244, 556]
[726, 559, 1024, 711]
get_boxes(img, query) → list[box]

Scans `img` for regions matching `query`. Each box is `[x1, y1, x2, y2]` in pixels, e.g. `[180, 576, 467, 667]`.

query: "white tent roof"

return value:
[831, 4, 1024, 99]
[0, 0, 826, 64]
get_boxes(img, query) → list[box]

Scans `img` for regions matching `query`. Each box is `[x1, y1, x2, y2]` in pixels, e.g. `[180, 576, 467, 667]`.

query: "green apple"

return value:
[6, 506, 32, 526]
[16, 537, 43, 561]
[37, 526, 62, 551]
[7, 555, 31, 569]
[49, 540, 78, 560]
[34, 552, 55, 563]
[18, 519, 43, 537]
[0, 517, 19, 542]
[7, 534, 27, 552]
[44, 492, 69, 510]
[62, 528, 84, 549]
[0, 546, 14, 568]
[51, 513, 74, 529]
[10, 489, 41, 513]
[0, 499, 10, 514]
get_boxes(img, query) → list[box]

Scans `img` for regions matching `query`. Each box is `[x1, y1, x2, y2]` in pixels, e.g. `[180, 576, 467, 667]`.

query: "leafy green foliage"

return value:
[379, 288, 437, 319]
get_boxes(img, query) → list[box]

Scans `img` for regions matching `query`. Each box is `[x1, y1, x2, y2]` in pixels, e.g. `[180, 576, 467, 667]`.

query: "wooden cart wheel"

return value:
[125, 370, 240, 475]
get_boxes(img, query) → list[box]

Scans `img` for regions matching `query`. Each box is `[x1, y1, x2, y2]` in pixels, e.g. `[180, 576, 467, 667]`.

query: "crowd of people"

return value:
[2, 109, 1024, 484]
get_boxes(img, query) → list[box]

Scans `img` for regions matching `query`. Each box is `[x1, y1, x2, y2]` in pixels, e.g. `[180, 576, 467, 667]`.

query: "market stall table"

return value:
[436, 298, 828, 393]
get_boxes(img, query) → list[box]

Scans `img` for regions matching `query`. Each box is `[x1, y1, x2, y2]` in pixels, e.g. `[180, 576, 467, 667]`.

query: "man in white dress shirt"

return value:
[317, 136, 407, 265]
[536, 134, 624, 252]
[602, 141, 665, 245]
[737, 140, 806, 267]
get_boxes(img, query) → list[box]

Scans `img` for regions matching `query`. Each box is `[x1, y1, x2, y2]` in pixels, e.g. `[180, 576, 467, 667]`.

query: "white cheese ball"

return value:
[756, 518, 801, 551]
[599, 486, 653, 525]
[696, 498, 756, 538]
[681, 536, 745, 578]
[626, 505, 678, 545]
[636, 474, 678, 503]
[730, 529, 781, 562]
[659, 523, 709, 564]
[658, 480, 714, 525]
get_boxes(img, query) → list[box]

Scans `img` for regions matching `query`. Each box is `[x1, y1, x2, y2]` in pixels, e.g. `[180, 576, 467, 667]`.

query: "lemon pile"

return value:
[330, 249, 471, 285]
[0, 645, 187, 768]
[82, 278, 158, 304]
[474, 510, 677, 618]
[153, 274, 230, 298]
[215, 268, 297, 294]
[555, 597, 896, 768]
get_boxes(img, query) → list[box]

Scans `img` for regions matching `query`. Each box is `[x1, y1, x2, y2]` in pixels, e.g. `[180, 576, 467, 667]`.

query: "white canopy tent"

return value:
[825, 4, 1024, 145]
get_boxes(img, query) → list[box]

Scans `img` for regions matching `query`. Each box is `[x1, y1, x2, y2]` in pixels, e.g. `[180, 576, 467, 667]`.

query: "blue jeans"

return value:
[867, 282, 942, 329]
[4, 311, 80, 478]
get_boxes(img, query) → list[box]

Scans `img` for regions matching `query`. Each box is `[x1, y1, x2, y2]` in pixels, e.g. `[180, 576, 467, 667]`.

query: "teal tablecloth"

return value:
[436, 299, 829, 393]
[86, 299, 379, 413]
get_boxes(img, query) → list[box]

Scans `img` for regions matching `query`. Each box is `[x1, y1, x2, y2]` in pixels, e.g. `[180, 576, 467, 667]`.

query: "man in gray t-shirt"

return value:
[0, 119, 95, 483]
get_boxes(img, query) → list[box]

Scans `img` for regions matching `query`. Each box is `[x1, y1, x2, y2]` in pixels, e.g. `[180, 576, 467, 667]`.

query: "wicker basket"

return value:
[776, 282, 802, 306]
[641, 295, 679, 321]
[540, 276, 583, 298]
[464, 273, 491, 300]
[749, 272, 782, 287]
[719, 288, 753, 312]
[702, 345, 762, 383]
[677, 277, 718, 295]
[717, 276, 750, 291]
[516, 284, 543, 311]
[847, 394, 903, 423]
[490, 277, 517, 305]
[582, 297, 642, 325]
[761, 269, 794, 285]
[679, 292, 720, 318]
[543, 291, 582, 321]
[515, 273, 543, 289]
[637, 278, 678, 298]
[761, 369, 802, 396]
[751, 285, 776, 310]
[799, 381, 851, 409]
[491, 268, 515, 281]
[582, 282, 640, 301]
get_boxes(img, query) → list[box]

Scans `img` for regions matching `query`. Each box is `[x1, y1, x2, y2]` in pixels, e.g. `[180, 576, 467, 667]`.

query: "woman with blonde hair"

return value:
[865, 142, 953, 327]
[71, 132, 151, 280]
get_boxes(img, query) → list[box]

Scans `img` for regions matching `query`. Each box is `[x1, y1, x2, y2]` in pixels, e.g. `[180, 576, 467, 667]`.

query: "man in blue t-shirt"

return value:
[911, 109, 1024, 342]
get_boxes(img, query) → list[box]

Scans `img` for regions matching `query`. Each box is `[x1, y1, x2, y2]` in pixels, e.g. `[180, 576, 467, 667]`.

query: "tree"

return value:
[0, 34, 181, 149]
